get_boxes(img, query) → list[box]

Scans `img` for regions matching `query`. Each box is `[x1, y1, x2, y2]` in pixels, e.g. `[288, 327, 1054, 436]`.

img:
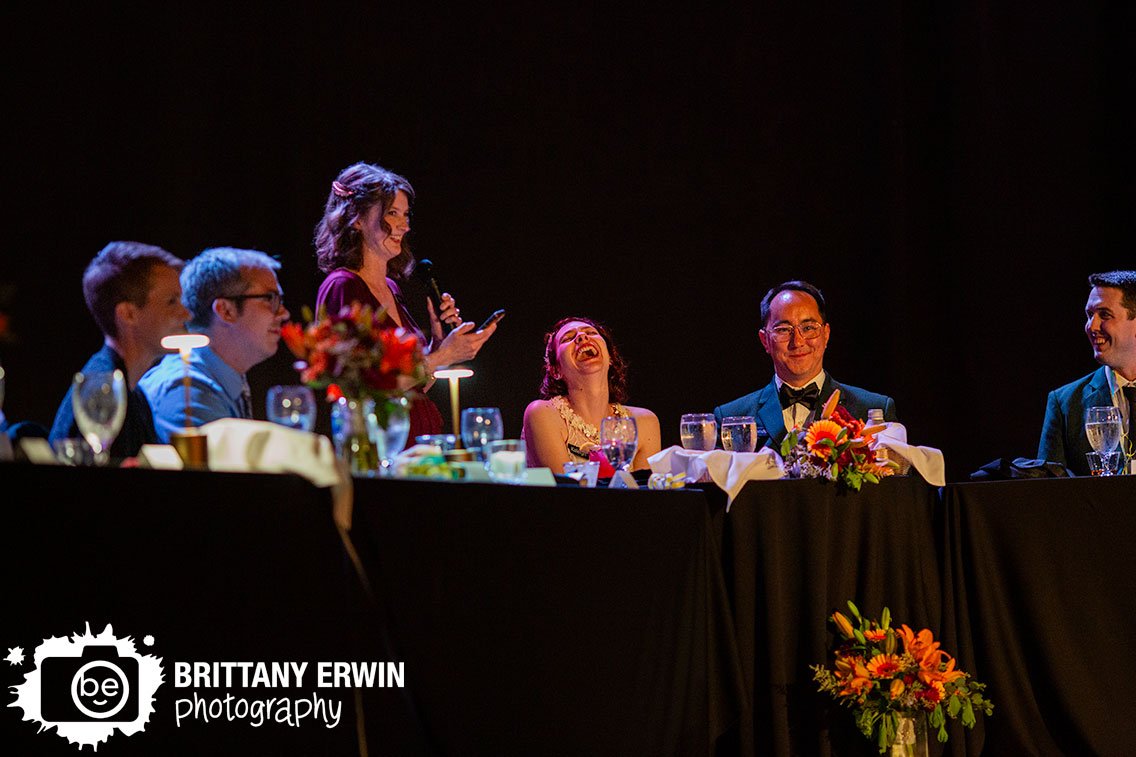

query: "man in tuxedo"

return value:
[1039, 270, 1136, 475]
[714, 280, 897, 450]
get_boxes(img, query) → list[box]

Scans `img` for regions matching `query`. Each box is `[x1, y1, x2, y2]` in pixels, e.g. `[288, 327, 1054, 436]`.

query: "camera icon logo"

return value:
[9, 623, 163, 749]
[41, 645, 139, 722]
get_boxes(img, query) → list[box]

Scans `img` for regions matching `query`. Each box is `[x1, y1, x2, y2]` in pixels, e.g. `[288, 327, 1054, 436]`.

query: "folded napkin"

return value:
[202, 419, 353, 530]
[871, 422, 946, 487]
[648, 446, 784, 508]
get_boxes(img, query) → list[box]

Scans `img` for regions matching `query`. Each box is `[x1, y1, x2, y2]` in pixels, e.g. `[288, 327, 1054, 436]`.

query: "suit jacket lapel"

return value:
[755, 378, 786, 448]
[1083, 366, 1113, 410]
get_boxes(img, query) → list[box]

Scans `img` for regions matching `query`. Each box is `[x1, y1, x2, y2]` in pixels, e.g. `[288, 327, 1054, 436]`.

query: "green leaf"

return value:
[780, 434, 794, 457]
[947, 694, 961, 718]
[853, 628, 867, 645]
[848, 600, 862, 620]
[961, 697, 976, 728]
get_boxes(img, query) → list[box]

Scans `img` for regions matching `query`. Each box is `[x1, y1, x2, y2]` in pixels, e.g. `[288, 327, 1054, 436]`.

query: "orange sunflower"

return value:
[805, 419, 845, 458]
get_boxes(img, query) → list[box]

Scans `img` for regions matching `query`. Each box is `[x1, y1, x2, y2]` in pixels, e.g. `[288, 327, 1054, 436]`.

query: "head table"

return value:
[1, 463, 1131, 755]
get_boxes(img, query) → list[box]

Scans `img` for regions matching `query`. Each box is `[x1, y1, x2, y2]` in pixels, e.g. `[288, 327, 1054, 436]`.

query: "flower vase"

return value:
[331, 396, 379, 475]
[890, 713, 929, 757]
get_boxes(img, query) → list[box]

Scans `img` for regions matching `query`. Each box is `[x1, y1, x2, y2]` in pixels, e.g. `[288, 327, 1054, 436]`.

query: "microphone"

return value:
[415, 258, 456, 333]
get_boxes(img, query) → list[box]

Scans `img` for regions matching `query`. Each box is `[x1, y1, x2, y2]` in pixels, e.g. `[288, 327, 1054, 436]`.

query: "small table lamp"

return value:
[434, 367, 474, 442]
[160, 334, 210, 468]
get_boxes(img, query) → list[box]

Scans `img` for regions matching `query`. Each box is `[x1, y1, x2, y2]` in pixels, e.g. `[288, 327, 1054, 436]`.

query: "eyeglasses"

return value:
[766, 322, 824, 342]
[220, 291, 283, 311]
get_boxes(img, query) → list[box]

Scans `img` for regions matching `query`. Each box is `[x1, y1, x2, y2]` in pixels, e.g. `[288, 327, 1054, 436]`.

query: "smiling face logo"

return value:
[9, 624, 163, 749]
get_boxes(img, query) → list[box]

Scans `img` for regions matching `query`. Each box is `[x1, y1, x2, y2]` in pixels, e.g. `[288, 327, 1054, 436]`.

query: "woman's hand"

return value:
[426, 293, 462, 344]
[425, 319, 497, 373]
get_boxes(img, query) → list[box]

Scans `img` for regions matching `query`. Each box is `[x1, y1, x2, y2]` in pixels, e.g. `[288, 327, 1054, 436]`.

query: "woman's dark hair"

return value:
[314, 162, 416, 279]
[539, 316, 629, 403]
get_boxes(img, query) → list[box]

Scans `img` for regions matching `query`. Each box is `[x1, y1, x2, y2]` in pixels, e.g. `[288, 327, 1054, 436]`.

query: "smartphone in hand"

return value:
[477, 309, 506, 331]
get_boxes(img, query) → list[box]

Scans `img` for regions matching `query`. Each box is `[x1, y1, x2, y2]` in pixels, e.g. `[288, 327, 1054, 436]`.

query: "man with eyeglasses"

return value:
[140, 247, 290, 442]
[714, 280, 897, 449]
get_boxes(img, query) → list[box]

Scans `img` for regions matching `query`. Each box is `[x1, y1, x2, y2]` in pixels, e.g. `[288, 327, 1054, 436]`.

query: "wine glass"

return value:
[600, 416, 638, 473]
[721, 415, 758, 453]
[1085, 406, 1122, 475]
[266, 385, 317, 432]
[71, 369, 127, 465]
[461, 407, 503, 460]
[680, 413, 717, 451]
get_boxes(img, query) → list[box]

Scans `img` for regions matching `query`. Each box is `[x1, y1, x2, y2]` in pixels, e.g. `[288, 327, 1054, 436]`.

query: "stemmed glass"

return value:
[71, 369, 127, 465]
[600, 416, 638, 473]
[461, 407, 503, 460]
[266, 385, 317, 432]
[1085, 406, 1122, 475]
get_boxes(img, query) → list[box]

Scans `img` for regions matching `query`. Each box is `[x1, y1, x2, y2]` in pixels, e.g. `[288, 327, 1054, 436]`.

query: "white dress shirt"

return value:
[774, 371, 826, 432]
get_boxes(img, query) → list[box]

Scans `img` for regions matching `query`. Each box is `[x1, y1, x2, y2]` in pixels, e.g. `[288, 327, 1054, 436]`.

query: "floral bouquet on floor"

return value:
[281, 303, 427, 406]
[812, 600, 993, 754]
[780, 389, 898, 490]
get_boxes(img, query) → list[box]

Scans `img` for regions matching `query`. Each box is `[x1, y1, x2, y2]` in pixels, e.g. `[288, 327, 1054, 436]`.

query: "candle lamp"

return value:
[433, 367, 474, 444]
[160, 334, 211, 468]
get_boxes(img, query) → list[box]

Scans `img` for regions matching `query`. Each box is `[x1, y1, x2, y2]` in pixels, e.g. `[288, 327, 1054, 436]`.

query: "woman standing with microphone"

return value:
[314, 162, 497, 445]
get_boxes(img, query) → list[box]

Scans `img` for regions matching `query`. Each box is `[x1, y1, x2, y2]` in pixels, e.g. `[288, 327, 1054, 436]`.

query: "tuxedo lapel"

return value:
[755, 378, 787, 448]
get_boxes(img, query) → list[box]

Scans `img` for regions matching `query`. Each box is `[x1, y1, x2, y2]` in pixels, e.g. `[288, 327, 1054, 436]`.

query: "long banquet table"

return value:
[2, 462, 1133, 756]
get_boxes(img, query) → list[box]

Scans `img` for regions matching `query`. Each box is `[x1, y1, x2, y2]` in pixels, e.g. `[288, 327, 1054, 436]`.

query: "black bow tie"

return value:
[779, 383, 820, 411]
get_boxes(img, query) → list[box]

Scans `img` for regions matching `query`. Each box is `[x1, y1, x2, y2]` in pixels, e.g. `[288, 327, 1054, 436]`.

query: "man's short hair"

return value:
[760, 280, 827, 327]
[181, 247, 280, 331]
[82, 241, 183, 339]
[1088, 270, 1136, 319]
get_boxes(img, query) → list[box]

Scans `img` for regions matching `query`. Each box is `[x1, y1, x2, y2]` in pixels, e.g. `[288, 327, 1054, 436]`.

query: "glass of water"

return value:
[1084, 406, 1122, 470]
[721, 415, 758, 453]
[680, 413, 717, 451]
[267, 385, 317, 432]
[600, 416, 638, 472]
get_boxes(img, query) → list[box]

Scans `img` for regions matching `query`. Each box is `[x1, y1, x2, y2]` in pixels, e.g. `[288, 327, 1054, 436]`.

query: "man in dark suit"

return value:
[714, 280, 897, 450]
[1039, 270, 1136, 476]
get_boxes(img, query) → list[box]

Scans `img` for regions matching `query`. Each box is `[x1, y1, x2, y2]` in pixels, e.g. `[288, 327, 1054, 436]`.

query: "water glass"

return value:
[600, 416, 638, 472]
[721, 415, 758, 453]
[1085, 450, 1122, 477]
[461, 407, 504, 460]
[71, 369, 127, 465]
[485, 439, 527, 483]
[1084, 406, 1122, 455]
[266, 385, 317, 432]
[563, 460, 600, 487]
[680, 413, 717, 451]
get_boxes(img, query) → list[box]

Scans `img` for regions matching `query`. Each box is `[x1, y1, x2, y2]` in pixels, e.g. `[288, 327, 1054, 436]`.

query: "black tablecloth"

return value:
[1, 464, 364, 756]
[0, 464, 745, 756]
[942, 476, 1136, 756]
[347, 478, 746, 756]
[721, 476, 943, 757]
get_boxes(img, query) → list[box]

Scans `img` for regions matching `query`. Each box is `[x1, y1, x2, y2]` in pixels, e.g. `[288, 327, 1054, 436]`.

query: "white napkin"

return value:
[201, 419, 353, 530]
[872, 422, 946, 487]
[648, 446, 784, 508]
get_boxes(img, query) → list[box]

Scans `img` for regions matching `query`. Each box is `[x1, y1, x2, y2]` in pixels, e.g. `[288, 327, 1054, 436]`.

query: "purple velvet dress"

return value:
[316, 269, 445, 446]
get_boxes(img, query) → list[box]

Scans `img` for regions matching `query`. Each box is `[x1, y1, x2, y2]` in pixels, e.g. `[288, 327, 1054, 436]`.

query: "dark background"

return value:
[2, 4, 1132, 481]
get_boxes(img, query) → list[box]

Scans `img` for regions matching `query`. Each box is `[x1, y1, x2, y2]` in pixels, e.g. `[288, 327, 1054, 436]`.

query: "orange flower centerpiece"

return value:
[812, 600, 993, 755]
[281, 303, 427, 473]
[780, 389, 898, 490]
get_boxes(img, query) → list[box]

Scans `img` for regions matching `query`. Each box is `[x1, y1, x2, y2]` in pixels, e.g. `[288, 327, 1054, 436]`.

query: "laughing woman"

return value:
[522, 316, 660, 473]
